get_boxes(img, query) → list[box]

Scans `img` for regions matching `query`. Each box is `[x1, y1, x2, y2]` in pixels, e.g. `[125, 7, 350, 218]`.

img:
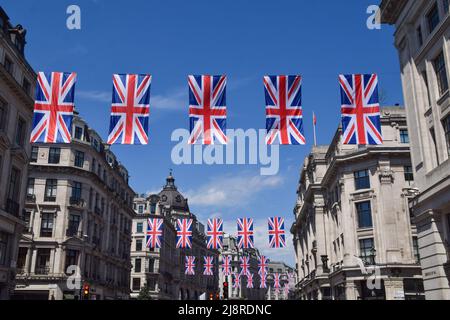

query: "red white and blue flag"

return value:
[176, 219, 193, 249]
[339, 74, 382, 145]
[206, 218, 223, 250]
[258, 255, 268, 276]
[188, 75, 227, 145]
[246, 273, 254, 289]
[260, 273, 267, 289]
[107, 74, 151, 145]
[264, 75, 305, 145]
[31, 72, 77, 143]
[232, 273, 240, 289]
[221, 255, 232, 276]
[268, 217, 286, 248]
[237, 218, 254, 249]
[185, 256, 196, 275]
[240, 256, 251, 277]
[273, 273, 281, 289]
[146, 218, 163, 249]
[203, 256, 214, 276]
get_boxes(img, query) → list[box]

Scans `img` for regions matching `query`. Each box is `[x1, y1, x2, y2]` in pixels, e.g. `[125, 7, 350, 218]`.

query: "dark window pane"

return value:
[359, 238, 375, 265]
[404, 166, 414, 182]
[30, 146, 38, 162]
[48, 148, 61, 164]
[434, 51, 449, 95]
[354, 169, 370, 190]
[356, 201, 373, 228]
[443, 115, 450, 156]
[427, 4, 440, 33]
[74, 150, 84, 168]
[400, 129, 410, 143]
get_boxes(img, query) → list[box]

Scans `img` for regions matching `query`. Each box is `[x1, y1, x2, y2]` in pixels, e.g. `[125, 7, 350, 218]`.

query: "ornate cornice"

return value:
[380, 0, 408, 24]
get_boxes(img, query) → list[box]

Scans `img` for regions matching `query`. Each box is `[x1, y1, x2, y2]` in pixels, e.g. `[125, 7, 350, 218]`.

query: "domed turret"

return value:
[158, 170, 189, 211]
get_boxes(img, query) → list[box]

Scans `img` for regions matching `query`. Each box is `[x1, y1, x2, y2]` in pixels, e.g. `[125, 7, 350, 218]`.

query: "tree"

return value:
[137, 286, 152, 300]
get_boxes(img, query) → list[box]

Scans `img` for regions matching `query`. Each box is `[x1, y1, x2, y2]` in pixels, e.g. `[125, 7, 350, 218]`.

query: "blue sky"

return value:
[3, 0, 403, 265]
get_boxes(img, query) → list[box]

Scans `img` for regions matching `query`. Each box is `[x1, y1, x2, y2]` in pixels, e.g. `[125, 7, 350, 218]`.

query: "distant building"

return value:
[266, 261, 296, 300]
[131, 173, 219, 300]
[380, 0, 450, 300]
[0, 6, 35, 300]
[218, 234, 266, 300]
[13, 115, 135, 300]
[291, 107, 424, 300]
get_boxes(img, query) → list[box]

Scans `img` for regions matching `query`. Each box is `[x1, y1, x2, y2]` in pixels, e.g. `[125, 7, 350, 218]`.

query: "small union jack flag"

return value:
[221, 255, 232, 276]
[258, 255, 268, 276]
[146, 218, 163, 249]
[268, 217, 286, 248]
[185, 256, 196, 275]
[260, 273, 267, 289]
[176, 219, 193, 249]
[107, 74, 151, 145]
[237, 218, 254, 249]
[339, 74, 382, 145]
[264, 75, 305, 145]
[203, 256, 214, 276]
[206, 218, 223, 250]
[232, 273, 240, 289]
[246, 273, 254, 289]
[240, 256, 251, 277]
[188, 75, 227, 145]
[31, 72, 77, 143]
[273, 273, 281, 289]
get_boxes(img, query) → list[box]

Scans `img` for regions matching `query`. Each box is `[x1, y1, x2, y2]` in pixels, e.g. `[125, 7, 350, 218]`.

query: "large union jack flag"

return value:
[203, 256, 214, 276]
[107, 74, 151, 145]
[240, 256, 251, 277]
[258, 255, 268, 276]
[176, 219, 193, 249]
[221, 255, 232, 276]
[339, 74, 382, 145]
[188, 75, 227, 145]
[268, 217, 286, 248]
[146, 218, 163, 249]
[237, 218, 254, 249]
[31, 72, 77, 143]
[246, 273, 254, 289]
[185, 256, 196, 275]
[264, 75, 305, 145]
[206, 218, 223, 250]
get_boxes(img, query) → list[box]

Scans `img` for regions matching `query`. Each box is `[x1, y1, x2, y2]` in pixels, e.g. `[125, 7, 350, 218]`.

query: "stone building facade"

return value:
[265, 261, 296, 300]
[291, 107, 424, 300]
[380, 0, 450, 300]
[131, 173, 219, 300]
[0, 7, 35, 300]
[13, 115, 135, 300]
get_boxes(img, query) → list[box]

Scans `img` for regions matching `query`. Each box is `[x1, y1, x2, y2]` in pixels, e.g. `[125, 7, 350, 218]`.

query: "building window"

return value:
[138, 205, 144, 214]
[35, 249, 50, 274]
[74, 126, 83, 140]
[359, 238, 375, 265]
[15, 117, 26, 146]
[427, 3, 440, 33]
[0, 232, 9, 266]
[40, 213, 54, 237]
[412, 237, 420, 263]
[44, 179, 57, 202]
[48, 147, 61, 164]
[0, 98, 7, 132]
[404, 166, 414, 182]
[417, 25, 423, 47]
[400, 129, 409, 143]
[67, 214, 80, 236]
[443, 115, 450, 156]
[150, 203, 156, 214]
[22, 78, 31, 95]
[74, 150, 84, 168]
[136, 222, 143, 233]
[71, 181, 82, 201]
[444, 0, 450, 13]
[64, 250, 78, 272]
[132, 278, 141, 291]
[6, 167, 21, 216]
[4, 56, 13, 74]
[27, 178, 35, 196]
[135, 258, 142, 273]
[356, 201, 373, 228]
[136, 239, 143, 251]
[434, 51, 449, 96]
[148, 259, 155, 273]
[354, 169, 370, 190]
[30, 146, 38, 162]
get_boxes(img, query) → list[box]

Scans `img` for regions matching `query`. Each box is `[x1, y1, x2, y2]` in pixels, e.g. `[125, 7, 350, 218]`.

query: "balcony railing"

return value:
[44, 196, 56, 202]
[69, 197, 85, 207]
[5, 199, 20, 217]
[35, 266, 50, 275]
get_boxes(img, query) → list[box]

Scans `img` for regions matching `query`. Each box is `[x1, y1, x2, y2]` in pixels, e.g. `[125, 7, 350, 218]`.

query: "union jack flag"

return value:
[339, 74, 382, 145]
[176, 219, 193, 249]
[258, 255, 268, 276]
[107, 74, 151, 145]
[206, 218, 223, 250]
[237, 218, 254, 249]
[221, 255, 232, 276]
[260, 273, 267, 289]
[232, 273, 240, 289]
[188, 75, 227, 145]
[273, 273, 281, 289]
[146, 218, 163, 249]
[203, 256, 214, 276]
[240, 256, 251, 277]
[185, 256, 196, 275]
[31, 72, 77, 143]
[246, 273, 254, 289]
[268, 217, 286, 248]
[264, 75, 305, 145]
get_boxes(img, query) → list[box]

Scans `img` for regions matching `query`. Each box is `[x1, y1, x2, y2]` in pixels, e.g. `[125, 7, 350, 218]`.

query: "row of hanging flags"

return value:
[31, 72, 383, 146]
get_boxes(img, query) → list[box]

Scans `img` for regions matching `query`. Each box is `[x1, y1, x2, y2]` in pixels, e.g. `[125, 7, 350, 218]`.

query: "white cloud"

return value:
[185, 174, 284, 207]
[77, 90, 111, 102]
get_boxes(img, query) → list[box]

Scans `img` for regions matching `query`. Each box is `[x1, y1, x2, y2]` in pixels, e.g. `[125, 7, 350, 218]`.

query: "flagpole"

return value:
[313, 112, 317, 147]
